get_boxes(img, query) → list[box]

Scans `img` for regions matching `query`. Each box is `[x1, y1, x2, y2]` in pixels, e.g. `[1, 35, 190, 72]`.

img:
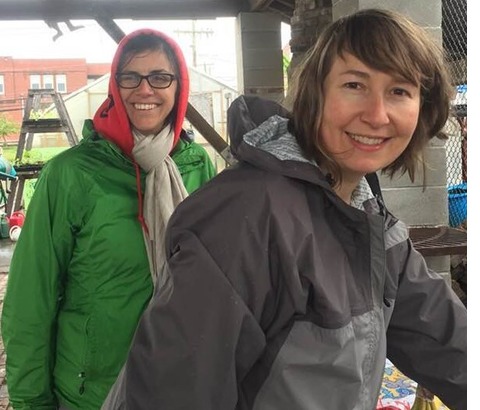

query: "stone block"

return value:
[379, 145, 447, 189]
[242, 68, 284, 87]
[237, 12, 281, 31]
[238, 31, 281, 49]
[241, 49, 283, 70]
[382, 186, 448, 226]
[359, 0, 441, 27]
[332, 1, 441, 29]
[332, 0, 360, 20]
[424, 255, 451, 273]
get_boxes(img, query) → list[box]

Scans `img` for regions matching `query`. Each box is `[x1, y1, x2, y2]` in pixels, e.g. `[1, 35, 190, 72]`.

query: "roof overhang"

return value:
[0, 0, 294, 22]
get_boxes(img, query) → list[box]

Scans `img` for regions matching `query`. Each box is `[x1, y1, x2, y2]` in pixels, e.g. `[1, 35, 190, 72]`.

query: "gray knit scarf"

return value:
[132, 126, 188, 291]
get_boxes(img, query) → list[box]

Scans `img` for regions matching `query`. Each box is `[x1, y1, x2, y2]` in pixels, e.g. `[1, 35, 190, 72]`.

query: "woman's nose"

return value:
[360, 94, 390, 127]
[136, 78, 155, 94]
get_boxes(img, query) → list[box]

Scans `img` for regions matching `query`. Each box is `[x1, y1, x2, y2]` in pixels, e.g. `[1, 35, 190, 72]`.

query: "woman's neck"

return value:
[333, 176, 363, 204]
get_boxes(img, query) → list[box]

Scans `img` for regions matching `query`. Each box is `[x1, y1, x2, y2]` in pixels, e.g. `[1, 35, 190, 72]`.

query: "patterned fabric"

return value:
[377, 360, 450, 410]
[243, 115, 316, 165]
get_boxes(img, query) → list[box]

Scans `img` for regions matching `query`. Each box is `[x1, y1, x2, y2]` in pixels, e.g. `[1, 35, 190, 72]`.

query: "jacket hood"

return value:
[227, 95, 289, 158]
[227, 95, 341, 196]
[227, 95, 317, 166]
[93, 28, 189, 158]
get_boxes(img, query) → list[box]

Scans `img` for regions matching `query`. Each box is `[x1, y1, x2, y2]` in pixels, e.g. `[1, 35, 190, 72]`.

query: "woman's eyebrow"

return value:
[339, 69, 370, 78]
[340, 69, 418, 86]
[121, 69, 171, 74]
[392, 76, 419, 86]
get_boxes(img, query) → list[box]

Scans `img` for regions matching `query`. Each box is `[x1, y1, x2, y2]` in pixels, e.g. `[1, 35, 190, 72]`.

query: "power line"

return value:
[174, 20, 213, 70]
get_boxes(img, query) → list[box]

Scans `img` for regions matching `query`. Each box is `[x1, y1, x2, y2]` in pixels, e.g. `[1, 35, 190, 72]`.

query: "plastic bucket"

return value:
[9, 225, 21, 241]
[448, 183, 467, 227]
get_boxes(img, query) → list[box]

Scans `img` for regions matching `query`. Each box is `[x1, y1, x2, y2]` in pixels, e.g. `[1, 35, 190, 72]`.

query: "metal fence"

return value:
[442, 0, 467, 227]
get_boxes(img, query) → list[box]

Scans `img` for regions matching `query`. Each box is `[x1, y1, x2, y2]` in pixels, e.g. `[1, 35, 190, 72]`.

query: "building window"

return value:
[0, 75, 4, 95]
[56, 74, 67, 93]
[43, 74, 54, 90]
[30, 74, 41, 90]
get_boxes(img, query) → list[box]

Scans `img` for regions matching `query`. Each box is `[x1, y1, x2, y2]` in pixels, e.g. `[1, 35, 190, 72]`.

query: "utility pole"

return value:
[174, 20, 213, 73]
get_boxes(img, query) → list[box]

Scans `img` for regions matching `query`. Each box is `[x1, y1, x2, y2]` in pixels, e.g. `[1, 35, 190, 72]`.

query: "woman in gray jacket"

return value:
[104, 9, 467, 410]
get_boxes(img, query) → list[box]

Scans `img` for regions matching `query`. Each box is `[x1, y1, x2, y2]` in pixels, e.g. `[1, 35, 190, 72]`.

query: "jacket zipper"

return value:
[78, 371, 86, 394]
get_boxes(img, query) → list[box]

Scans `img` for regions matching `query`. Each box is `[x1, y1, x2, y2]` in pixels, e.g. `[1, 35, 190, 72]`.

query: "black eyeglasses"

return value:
[115, 72, 176, 89]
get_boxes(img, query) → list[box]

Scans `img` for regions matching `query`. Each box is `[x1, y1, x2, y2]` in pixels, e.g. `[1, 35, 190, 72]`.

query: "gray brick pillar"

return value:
[236, 12, 284, 102]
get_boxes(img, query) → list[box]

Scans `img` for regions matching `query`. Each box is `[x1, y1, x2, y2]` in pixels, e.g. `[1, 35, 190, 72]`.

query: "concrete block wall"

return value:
[235, 12, 284, 102]
[379, 139, 451, 280]
[333, 0, 442, 26]
[379, 138, 448, 226]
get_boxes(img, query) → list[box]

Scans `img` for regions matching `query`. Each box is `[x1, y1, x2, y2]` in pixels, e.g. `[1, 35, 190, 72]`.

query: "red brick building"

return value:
[0, 57, 110, 124]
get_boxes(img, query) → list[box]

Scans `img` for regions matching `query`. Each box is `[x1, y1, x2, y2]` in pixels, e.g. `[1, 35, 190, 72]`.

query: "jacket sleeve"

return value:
[386, 240, 467, 410]
[1, 161, 79, 409]
[119, 227, 266, 410]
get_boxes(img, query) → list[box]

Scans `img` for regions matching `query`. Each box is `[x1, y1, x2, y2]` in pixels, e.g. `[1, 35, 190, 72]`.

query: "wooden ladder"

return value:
[6, 89, 79, 216]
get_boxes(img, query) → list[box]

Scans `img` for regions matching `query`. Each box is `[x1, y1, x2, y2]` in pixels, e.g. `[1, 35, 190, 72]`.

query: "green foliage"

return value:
[1, 146, 67, 166]
[28, 109, 58, 120]
[1, 147, 18, 163]
[13, 147, 67, 166]
[4, 146, 67, 212]
[16, 149, 44, 166]
[283, 54, 291, 74]
[0, 115, 20, 139]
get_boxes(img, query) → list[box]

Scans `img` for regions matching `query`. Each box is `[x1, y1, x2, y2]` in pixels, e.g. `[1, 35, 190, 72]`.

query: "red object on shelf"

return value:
[8, 211, 25, 228]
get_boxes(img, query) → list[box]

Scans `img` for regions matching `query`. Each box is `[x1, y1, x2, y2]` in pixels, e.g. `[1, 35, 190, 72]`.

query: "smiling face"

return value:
[118, 49, 177, 136]
[319, 52, 421, 188]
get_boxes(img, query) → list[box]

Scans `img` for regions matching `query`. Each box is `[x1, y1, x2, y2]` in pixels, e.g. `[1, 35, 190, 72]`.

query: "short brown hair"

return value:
[287, 8, 453, 183]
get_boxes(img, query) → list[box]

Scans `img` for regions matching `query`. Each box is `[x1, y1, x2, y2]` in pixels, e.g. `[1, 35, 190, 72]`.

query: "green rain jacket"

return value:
[1, 120, 216, 410]
[171, 132, 217, 194]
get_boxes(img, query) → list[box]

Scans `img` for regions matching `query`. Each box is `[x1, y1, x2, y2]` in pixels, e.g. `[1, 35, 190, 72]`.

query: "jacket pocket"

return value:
[382, 296, 395, 325]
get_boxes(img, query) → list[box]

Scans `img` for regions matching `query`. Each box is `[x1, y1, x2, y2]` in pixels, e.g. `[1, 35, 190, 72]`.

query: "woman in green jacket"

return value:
[1, 29, 216, 410]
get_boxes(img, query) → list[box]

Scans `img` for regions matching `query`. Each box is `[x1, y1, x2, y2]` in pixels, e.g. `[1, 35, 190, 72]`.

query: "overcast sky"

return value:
[0, 18, 291, 88]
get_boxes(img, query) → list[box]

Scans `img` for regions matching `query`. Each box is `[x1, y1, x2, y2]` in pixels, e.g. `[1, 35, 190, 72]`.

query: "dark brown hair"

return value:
[287, 8, 453, 183]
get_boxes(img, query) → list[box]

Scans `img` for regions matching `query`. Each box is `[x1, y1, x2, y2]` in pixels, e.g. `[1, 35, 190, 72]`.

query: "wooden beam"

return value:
[248, 0, 275, 12]
[186, 104, 237, 166]
[95, 16, 125, 44]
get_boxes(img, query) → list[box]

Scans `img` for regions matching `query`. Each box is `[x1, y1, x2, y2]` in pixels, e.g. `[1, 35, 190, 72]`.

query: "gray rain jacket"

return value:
[104, 95, 467, 410]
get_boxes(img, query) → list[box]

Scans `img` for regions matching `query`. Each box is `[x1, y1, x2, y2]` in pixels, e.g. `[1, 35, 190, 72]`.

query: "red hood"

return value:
[93, 28, 190, 157]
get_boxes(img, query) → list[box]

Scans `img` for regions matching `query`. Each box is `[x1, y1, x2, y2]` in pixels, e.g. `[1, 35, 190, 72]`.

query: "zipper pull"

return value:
[78, 372, 86, 395]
